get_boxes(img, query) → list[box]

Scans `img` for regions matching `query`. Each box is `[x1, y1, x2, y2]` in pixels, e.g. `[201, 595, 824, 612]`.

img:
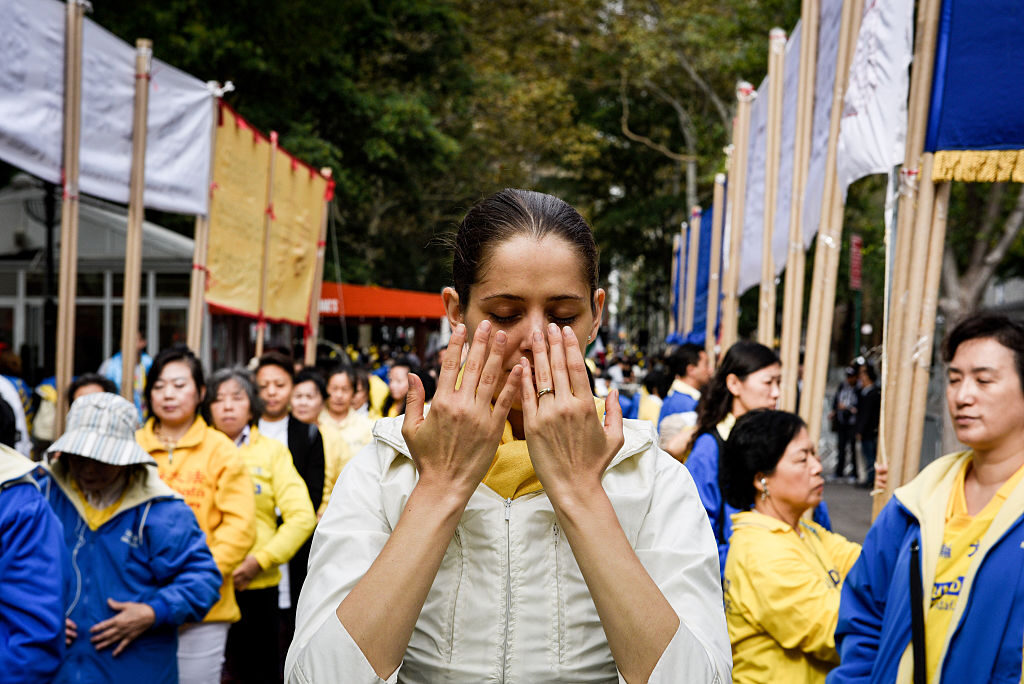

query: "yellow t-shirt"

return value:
[926, 459, 1024, 680]
[71, 479, 129, 531]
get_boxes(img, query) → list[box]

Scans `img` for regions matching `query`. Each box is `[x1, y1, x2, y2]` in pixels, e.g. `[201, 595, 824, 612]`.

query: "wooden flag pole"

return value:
[304, 168, 333, 366]
[759, 28, 787, 347]
[683, 206, 701, 335]
[119, 39, 153, 404]
[254, 132, 279, 359]
[877, 0, 945, 513]
[721, 82, 756, 352]
[779, 0, 820, 411]
[186, 95, 220, 354]
[890, 155, 937, 484]
[901, 175, 949, 483]
[706, 174, 726, 366]
[55, 0, 85, 434]
[799, 0, 863, 442]
[670, 234, 681, 335]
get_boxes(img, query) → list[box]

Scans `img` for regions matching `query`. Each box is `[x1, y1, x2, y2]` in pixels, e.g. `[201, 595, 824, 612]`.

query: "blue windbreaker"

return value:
[830, 452, 1024, 683]
[0, 447, 65, 683]
[40, 462, 221, 684]
[688, 430, 832, 576]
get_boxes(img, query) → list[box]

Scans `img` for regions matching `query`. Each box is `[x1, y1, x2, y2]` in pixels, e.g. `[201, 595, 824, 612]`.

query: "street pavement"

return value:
[823, 481, 878, 545]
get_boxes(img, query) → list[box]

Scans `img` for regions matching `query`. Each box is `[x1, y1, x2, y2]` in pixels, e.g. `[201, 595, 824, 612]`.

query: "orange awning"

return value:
[319, 282, 446, 321]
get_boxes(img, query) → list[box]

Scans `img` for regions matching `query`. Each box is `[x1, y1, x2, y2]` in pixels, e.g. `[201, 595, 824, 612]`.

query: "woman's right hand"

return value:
[402, 321, 522, 500]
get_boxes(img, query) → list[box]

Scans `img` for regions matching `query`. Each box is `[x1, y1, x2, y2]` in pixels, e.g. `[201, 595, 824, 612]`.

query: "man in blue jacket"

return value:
[0, 443, 65, 683]
[41, 392, 222, 684]
[831, 312, 1024, 683]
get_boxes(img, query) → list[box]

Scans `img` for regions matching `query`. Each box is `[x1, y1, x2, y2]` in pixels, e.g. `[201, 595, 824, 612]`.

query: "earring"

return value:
[759, 477, 769, 501]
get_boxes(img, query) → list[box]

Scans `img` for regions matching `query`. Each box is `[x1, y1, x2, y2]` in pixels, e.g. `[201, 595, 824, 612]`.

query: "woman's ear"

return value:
[589, 289, 606, 342]
[725, 372, 743, 397]
[442, 287, 463, 329]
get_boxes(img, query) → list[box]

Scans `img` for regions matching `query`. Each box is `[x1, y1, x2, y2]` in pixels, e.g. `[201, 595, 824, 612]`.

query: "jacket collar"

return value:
[137, 415, 210, 452]
[0, 443, 38, 488]
[729, 509, 794, 534]
[670, 378, 701, 400]
[893, 450, 1024, 681]
[371, 413, 655, 473]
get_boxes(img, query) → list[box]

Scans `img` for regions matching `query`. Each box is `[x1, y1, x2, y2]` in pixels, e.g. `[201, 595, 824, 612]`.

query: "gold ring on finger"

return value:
[536, 387, 554, 399]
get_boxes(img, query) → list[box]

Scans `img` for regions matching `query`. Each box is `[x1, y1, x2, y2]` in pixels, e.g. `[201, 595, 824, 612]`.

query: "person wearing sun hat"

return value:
[40, 392, 221, 684]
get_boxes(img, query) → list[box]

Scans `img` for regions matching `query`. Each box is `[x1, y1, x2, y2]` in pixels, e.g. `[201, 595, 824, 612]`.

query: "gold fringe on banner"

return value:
[932, 149, 1024, 183]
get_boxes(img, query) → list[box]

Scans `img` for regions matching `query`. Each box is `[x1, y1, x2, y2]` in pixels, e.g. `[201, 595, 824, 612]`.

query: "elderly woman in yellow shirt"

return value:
[719, 409, 861, 684]
[291, 368, 354, 518]
[206, 367, 317, 683]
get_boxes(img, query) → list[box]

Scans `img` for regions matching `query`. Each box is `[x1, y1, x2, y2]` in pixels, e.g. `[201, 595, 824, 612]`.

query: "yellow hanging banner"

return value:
[206, 107, 271, 318]
[264, 150, 329, 324]
[205, 103, 332, 325]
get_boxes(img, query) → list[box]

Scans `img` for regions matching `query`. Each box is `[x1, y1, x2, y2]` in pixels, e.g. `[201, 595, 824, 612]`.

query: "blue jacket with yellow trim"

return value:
[830, 452, 1024, 683]
[39, 462, 221, 684]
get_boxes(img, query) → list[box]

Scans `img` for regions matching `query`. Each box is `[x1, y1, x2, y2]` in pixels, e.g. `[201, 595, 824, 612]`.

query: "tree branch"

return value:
[619, 72, 696, 163]
[967, 182, 1005, 271]
[646, 0, 731, 128]
[963, 183, 1024, 307]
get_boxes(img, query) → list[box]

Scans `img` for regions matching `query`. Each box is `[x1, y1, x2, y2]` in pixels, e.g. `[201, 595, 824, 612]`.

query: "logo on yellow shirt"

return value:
[931, 575, 964, 609]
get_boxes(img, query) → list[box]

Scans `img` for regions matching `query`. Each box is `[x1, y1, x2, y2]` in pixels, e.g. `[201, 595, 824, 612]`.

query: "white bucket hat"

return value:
[48, 392, 155, 466]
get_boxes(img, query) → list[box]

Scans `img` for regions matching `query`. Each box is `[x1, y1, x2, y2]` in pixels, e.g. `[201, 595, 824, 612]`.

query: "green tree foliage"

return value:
[42, 0, 1014, 353]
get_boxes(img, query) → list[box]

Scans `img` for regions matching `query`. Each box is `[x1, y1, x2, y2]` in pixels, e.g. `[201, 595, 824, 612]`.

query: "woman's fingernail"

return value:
[495, 330, 506, 344]
[479, 320, 490, 333]
[563, 326, 573, 337]
[533, 330, 543, 343]
[548, 322, 559, 334]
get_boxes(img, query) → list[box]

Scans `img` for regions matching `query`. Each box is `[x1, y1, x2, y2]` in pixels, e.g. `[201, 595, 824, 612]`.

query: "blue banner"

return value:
[925, 0, 1024, 152]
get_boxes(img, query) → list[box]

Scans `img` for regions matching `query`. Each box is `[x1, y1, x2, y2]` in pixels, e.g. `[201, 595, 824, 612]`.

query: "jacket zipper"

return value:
[553, 522, 563, 664]
[501, 497, 512, 683]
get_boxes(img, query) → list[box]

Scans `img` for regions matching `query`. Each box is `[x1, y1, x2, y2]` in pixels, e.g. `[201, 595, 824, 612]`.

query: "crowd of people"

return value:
[2, 188, 1024, 683]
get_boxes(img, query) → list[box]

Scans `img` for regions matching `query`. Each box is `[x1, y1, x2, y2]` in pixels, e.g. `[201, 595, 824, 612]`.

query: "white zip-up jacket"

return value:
[286, 416, 731, 683]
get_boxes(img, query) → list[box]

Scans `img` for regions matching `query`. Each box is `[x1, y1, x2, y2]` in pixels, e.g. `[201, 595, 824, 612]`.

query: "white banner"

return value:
[739, 76, 768, 295]
[0, 0, 213, 215]
[835, 0, 913, 195]
[772, 22, 801, 279]
[802, 0, 843, 249]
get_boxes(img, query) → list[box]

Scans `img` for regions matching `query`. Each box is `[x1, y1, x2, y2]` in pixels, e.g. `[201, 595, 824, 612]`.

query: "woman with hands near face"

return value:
[286, 189, 730, 684]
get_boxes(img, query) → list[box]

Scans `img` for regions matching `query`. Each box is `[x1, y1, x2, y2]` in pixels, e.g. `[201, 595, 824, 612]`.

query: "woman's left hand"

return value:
[520, 323, 624, 504]
[232, 555, 262, 591]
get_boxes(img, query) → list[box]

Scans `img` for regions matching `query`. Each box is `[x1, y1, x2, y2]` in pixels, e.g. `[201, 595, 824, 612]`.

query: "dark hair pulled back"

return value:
[452, 189, 599, 311]
[686, 340, 779, 453]
[720, 409, 807, 510]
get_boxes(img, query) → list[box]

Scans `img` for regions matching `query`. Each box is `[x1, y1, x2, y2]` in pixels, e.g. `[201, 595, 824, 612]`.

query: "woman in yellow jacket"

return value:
[136, 347, 256, 684]
[719, 409, 861, 684]
[290, 368, 353, 518]
[206, 367, 317, 682]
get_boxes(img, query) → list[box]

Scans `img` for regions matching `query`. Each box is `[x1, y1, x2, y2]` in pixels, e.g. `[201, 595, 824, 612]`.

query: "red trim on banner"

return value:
[291, 157, 299, 172]
[205, 300, 310, 328]
[324, 180, 335, 202]
[316, 240, 326, 248]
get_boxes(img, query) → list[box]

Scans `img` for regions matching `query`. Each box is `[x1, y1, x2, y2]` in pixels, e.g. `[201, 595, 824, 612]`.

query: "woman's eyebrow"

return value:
[478, 293, 585, 302]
